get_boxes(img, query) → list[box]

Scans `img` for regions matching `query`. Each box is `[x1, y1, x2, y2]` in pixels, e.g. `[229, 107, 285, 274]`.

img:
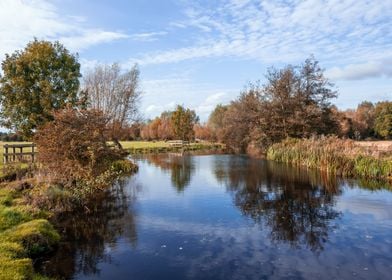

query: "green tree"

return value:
[171, 105, 199, 141]
[0, 39, 81, 138]
[374, 101, 392, 139]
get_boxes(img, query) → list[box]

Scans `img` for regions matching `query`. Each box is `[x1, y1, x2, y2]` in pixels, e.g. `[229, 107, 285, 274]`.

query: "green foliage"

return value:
[171, 105, 199, 141]
[374, 101, 392, 139]
[0, 39, 81, 138]
[111, 159, 138, 175]
[267, 137, 392, 181]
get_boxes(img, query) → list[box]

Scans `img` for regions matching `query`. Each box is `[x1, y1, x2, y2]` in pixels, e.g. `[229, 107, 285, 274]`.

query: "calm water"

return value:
[39, 154, 392, 280]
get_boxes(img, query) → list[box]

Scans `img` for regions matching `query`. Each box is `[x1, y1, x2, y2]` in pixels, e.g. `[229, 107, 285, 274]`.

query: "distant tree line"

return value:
[0, 132, 24, 142]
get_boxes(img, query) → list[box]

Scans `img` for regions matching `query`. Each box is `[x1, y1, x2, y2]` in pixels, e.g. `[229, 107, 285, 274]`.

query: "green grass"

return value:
[0, 187, 59, 280]
[119, 141, 170, 149]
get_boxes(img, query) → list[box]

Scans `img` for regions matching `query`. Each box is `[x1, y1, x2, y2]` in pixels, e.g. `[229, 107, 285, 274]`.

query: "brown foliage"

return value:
[141, 116, 174, 140]
[194, 124, 212, 141]
[34, 108, 122, 192]
[213, 56, 338, 153]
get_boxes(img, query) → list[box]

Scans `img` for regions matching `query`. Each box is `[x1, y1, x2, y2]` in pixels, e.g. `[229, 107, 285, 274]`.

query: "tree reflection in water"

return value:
[214, 156, 342, 252]
[144, 154, 195, 192]
[38, 179, 139, 279]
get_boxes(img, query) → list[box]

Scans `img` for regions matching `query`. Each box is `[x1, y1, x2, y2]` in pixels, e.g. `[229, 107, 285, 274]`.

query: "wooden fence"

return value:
[3, 143, 37, 164]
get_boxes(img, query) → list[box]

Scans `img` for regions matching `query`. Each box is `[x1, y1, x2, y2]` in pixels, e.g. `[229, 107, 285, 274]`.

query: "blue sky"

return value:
[0, 0, 391, 121]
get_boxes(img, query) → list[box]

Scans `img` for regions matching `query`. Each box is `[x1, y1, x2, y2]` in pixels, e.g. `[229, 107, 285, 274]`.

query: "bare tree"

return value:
[83, 63, 141, 148]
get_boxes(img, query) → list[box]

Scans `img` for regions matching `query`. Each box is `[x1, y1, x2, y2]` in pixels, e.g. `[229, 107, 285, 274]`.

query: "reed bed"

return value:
[267, 137, 392, 181]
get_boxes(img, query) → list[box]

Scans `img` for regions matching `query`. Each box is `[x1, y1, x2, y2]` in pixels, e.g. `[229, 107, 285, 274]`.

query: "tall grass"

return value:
[267, 137, 392, 181]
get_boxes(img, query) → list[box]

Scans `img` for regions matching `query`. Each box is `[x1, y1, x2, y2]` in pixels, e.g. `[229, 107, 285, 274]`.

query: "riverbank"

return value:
[267, 137, 392, 181]
[0, 157, 138, 280]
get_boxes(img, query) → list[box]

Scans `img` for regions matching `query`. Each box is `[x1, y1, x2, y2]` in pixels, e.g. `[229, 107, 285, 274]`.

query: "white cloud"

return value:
[133, 0, 392, 79]
[196, 92, 228, 119]
[326, 60, 392, 81]
[140, 75, 233, 121]
[0, 0, 129, 58]
[130, 31, 168, 42]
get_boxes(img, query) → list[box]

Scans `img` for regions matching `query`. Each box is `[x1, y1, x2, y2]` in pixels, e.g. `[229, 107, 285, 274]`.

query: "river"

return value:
[38, 154, 392, 280]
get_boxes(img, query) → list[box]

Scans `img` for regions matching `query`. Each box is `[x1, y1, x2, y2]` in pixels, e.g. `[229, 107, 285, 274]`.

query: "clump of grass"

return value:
[267, 136, 392, 181]
[111, 159, 139, 174]
[1, 219, 60, 257]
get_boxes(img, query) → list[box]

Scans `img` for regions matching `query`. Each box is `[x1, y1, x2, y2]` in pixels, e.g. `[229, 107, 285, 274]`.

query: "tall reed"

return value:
[267, 137, 392, 181]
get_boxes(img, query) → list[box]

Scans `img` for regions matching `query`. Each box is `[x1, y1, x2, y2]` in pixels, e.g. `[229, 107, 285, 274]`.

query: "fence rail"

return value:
[3, 143, 37, 164]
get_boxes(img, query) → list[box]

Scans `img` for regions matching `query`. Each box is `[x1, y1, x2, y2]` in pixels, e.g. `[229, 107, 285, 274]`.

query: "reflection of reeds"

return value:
[267, 137, 392, 181]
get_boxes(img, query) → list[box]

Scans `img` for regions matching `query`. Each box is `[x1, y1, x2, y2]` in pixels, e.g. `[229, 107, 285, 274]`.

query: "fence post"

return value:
[3, 144, 7, 164]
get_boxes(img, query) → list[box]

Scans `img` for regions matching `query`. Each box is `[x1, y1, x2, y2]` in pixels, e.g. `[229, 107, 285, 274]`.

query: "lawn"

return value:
[119, 141, 170, 149]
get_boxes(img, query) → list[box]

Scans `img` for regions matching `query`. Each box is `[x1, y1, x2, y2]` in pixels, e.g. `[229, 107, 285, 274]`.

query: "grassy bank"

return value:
[0, 186, 59, 280]
[267, 137, 392, 181]
[0, 157, 137, 279]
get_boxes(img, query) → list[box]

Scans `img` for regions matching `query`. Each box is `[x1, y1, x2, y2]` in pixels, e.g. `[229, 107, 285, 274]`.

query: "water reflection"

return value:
[143, 154, 195, 192]
[38, 179, 139, 279]
[214, 156, 341, 252]
[39, 155, 392, 280]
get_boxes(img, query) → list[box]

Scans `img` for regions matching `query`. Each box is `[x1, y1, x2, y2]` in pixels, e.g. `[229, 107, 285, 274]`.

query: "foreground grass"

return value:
[0, 186, 59, 280]
[267, 137, 392, 181]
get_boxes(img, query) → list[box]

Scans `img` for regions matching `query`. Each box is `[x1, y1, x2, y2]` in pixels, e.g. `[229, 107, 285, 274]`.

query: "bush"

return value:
[34, 108, 125, 194]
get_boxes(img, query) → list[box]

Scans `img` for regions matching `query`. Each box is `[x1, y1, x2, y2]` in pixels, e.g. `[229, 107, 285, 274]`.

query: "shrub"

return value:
[34, 108, 125, 194]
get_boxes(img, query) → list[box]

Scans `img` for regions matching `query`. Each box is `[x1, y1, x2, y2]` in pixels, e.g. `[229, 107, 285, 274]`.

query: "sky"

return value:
[0, 0, 391, 121]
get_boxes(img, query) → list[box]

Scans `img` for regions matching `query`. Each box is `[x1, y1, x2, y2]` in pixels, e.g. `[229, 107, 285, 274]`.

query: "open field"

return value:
[119, 141, 170, 149]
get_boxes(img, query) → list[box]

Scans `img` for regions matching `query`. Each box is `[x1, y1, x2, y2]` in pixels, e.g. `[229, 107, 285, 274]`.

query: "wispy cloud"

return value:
[133, 0, 392, 82]
[130, 31, 168, 42]
[0, 0, 129, 58]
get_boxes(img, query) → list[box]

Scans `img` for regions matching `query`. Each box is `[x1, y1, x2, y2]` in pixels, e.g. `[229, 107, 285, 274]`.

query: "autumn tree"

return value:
[218, 56, 338, 153]
[374, 101, 392, 139]
[171, 105, 199, 141]
[208, 104, 228, 142]
[140, 111, 174, 140]
[194, 124, 212, 141]
[222, 87, 263, 152]
[0, 39, 81, 138]
[83, 63, 141, 147]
